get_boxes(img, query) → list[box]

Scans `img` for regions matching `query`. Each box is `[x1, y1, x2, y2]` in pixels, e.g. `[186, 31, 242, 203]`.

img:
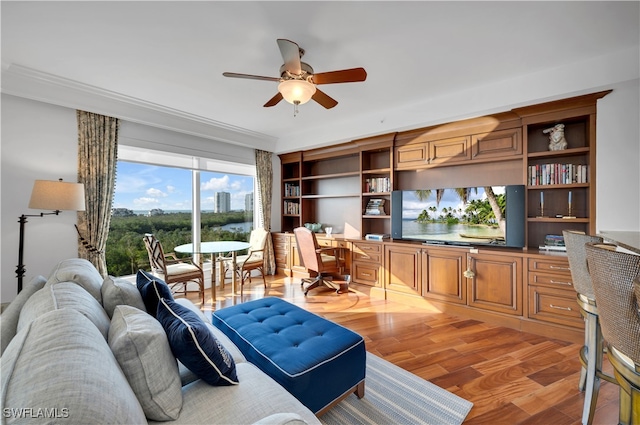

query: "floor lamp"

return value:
[16, 179, 85, 293]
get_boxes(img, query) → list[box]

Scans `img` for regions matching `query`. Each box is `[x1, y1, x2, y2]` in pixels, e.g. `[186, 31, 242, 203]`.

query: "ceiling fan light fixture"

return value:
[278, 79, 316, 105]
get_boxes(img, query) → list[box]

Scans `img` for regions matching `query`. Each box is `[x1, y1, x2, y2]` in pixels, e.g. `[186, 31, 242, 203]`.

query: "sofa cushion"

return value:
[109, 305, 182, 421]
[137, 270, 173, 317]
[157, 297, 238, 386]
[17, 281, 110, 340]
[101, 275, 147, 318]
[46, 258, 103, 303]
[147, 363, 320, 425]
[0, 275, 47, 355]
[1, 308, 146, 424]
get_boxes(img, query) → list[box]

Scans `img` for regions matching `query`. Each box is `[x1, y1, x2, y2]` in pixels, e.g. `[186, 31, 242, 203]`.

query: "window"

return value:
[106, 146, 257, 276]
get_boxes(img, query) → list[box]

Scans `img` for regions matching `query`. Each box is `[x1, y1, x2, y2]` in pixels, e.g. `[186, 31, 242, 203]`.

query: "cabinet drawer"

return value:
[352, 242, 382, 263]
[528, 286, 583, 328]
[528, 257, 571, 276]
[353, 262, 380, 287]
[528, 271, 573, 289]
[317, 239, 332, 247]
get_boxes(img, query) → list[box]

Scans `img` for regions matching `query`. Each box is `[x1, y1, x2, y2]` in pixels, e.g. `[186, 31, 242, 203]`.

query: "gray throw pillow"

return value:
[46, 258, 104, 303]
[18, 281, 110, 340]
[109, 305, 182, 421]
[101, 275, 147, 318]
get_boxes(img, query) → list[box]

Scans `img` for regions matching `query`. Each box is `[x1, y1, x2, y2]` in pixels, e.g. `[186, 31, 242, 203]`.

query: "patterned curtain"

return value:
[255, 149, 276, 275]
[76, 110, 119, 276]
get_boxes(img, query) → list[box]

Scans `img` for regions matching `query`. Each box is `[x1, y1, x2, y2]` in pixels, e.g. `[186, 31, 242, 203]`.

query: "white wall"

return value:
[595, 79, 640, 233]
[1, 95, 79, 302]
[2, 79, 639, 302]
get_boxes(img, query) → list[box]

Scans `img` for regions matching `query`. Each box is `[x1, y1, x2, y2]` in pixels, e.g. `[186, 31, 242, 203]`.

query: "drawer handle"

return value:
[361, 273, 371, 277]
[549, 304, 572, 311]
[549, 265, 570, 271]
[550, 280, 572, 286]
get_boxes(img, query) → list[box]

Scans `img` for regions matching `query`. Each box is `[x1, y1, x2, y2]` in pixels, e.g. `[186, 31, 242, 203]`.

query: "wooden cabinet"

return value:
[384, 244, 421, 295]
[471, 128, 522, 161]
[272, 233, 289, 275]
[280, 152, 302, 233]
[467, 252, 522, 316]
[395, 135, 471, 169]
[526, 255, 582, 328]
[360, 137, 394, 237]
[422, 248, 466, 304]
[515, 91, 609, 249]
[351, 241, 382, 287]
[276, 92, 609, 343]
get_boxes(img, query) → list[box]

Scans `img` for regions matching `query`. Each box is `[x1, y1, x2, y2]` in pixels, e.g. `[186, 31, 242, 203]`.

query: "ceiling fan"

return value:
[223, 39, 367, 115]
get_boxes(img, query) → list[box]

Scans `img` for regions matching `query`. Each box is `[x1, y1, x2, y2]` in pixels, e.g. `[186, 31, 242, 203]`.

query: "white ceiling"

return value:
[2, 1, 639, 154]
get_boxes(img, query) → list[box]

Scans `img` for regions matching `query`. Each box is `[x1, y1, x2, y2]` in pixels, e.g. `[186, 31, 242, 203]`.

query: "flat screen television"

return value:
[391, 185, 525, 248]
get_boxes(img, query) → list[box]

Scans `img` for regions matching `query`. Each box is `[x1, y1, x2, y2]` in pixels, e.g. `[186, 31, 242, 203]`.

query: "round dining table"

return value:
[175, 241, 251, 301]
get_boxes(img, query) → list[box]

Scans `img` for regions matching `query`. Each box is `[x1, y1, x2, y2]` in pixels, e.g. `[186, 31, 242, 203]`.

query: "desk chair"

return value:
[293, 226, 344, 296]
[563, 231, 618, 424]
[585, 243, 640, 425]
[224, 228, 269, 296]
[143, 233, 205, 305]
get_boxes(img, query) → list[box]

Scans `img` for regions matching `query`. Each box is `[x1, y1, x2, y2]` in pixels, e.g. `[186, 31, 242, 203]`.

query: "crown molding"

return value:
[1, 63, 277, 148]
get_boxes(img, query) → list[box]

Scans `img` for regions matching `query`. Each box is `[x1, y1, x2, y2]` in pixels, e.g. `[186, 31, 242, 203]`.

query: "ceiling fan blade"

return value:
[312, 89, 338, 109]
[223, 72, 280, 82]
[312, 68, 367, 85]
[263, 92, 283, 107]
[277, 39, 302, 75]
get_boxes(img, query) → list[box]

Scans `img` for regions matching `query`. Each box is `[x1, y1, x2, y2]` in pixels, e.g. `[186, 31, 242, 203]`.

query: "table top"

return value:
[175, 241, 251, 254]
[598, 231, 640, 254]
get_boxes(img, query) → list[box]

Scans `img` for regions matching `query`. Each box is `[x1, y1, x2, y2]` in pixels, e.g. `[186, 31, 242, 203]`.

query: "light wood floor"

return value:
[187, 273, 620, 425]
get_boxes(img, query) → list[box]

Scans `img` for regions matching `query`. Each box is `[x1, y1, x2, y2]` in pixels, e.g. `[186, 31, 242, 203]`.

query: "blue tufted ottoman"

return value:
[211, 297, 366, 415]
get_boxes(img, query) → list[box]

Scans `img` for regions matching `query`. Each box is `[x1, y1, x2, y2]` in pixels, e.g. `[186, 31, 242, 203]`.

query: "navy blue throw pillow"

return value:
[157, 298, 238, 386]
[136, 270, 173, 317]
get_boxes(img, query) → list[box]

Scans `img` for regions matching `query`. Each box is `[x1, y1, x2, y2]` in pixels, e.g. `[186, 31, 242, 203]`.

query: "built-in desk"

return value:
[598, 230, 640, 254]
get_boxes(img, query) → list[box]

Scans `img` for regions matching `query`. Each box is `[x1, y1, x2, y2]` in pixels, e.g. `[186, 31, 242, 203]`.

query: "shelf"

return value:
[362, 214, 391, 219]
[527, 147, 589, 159]
[527, 183, 589, 190]
[362, 168, 391, 174]
[301, 171, 359, 180]
[527, 217, 589, 223]
[302, 193, 360, 199]
[363, 192, 391, 196]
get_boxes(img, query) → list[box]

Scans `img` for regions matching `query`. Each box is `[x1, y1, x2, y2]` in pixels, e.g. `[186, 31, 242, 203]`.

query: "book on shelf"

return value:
[365, 198, 385, 215]
[544, 234, 565, 246]
[365, 233, 390, 241]
[528, 163, 589, 186]
[364, 177, 391, 193]
[283, 200, 299, 215]
[539, 245, 567, 251]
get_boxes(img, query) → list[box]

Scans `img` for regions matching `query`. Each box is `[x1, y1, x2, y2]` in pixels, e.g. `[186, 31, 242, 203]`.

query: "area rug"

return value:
[321, 352, 473, 425]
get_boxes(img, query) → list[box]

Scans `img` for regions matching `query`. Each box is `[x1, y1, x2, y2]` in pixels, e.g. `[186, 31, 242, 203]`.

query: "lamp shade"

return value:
[278, 79, 316, 105]
[28, 180, 86, 211]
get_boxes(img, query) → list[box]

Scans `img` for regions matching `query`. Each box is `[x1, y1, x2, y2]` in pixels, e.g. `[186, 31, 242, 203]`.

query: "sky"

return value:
[113, 161, 254, 212]
[401, 186, 505, 219]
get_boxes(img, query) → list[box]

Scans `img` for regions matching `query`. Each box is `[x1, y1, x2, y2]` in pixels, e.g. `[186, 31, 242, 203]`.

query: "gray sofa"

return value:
[0, 258, 321, 425]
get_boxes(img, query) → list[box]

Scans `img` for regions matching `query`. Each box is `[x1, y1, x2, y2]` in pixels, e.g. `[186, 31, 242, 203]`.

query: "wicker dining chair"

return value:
[585, 242, 640, 425]
[563, 231, 618, 425]
[143, 233, 205, 305]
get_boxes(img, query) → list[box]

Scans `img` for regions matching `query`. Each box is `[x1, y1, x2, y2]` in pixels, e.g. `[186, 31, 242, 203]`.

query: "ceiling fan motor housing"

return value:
[280, 62, 314, 80]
